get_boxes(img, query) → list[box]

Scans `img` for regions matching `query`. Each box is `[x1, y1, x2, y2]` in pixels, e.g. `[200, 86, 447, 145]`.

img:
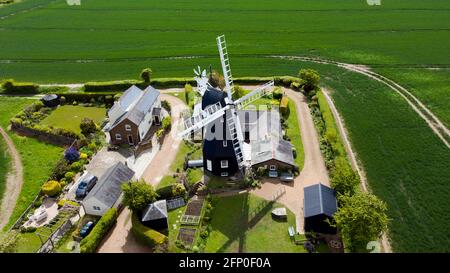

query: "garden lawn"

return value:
[286, 98, 305, 169]
[0, 97, 63, 230]
[40, 105, 106, 134]
[0, 137, 11, 205]
[205, 193, 306, 253]
[167, 205, 187, 253]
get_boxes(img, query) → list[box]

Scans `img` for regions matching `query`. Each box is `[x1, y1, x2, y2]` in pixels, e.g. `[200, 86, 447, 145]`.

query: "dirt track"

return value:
[0, 126, 23, 230]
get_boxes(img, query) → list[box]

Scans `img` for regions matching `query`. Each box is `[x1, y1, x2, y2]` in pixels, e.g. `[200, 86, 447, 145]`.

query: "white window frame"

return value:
[115, 134, 122, 140]
[221, 160, 228, 168]
[125, 124, 132, 131]
[223, 141, 227, 147]
[221, 172, 228, 177]
[206, 160, 212, 171]
[270, 165, 276, 171]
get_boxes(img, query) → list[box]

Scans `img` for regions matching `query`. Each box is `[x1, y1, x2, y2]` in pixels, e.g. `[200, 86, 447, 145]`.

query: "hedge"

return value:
[280, 96, 289, 115]
[82, 76, 301, 93]
[131, 212, 167, 247]
[80, 208, 118, 253]
[1, 79, 39, 94]
[41, 180, 62, 197]
[54, 92, 116, 104]
[156, 184, 185, 200]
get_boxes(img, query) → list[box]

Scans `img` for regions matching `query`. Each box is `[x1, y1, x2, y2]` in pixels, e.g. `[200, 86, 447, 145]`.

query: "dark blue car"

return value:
[79, 221, 95, 238]
[75, 174, 97, 198]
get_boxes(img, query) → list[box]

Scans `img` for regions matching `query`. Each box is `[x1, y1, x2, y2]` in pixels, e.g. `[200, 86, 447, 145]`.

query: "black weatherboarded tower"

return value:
[202, 86, 239, 177]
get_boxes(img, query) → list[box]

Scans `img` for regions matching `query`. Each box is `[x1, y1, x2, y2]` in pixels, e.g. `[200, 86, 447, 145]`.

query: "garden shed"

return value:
[303, 183, 338, 234]
[41, 94, 60, 107]
[141, 199, 168, 230]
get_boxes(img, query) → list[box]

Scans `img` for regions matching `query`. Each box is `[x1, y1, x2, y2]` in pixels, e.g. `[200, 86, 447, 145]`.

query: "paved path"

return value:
[97, 94, 187, 253]
[0, 126, 23, 230]
[250, 87, 329, 233]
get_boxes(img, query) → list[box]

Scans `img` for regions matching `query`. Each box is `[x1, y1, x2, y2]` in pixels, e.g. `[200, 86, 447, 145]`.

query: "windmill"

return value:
[179, 35, 274, 173]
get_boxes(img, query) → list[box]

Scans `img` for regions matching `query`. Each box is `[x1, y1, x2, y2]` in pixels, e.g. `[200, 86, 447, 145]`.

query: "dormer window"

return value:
[125, 124, 132, 131]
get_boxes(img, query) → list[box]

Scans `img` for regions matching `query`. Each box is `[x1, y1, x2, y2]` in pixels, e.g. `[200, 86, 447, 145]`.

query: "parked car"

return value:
[75, 174, 98, 198]
[280, 172, 294, 182]
[79, 221, 95, 238]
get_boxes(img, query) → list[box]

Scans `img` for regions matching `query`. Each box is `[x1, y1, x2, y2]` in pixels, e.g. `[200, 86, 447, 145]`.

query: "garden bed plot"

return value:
[180, 199, 204, 226]
[177, 228, 197, 246]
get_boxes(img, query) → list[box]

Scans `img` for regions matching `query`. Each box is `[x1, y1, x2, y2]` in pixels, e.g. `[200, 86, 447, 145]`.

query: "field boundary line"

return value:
[0, 126, 24, 230]
[321, 89, 392, 254]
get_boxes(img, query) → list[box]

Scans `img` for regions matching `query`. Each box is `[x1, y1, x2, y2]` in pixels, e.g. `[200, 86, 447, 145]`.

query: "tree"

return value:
[64, 146, 80, 162]
[208, 70, 225, 90]
[330, 166, 360, 196]
[80, 117, 97, 136]
[0, 231, 19, 253]
[184, 83, 193, 105]
[299, 69, 320, 93]
[232, 85, 246, 100]
[121, 179, 157, 212]
[332, 191, 389, 252]
[140, 68, 152, 83]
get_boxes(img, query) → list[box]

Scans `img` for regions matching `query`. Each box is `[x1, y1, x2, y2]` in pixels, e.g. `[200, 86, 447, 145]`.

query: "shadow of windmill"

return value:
[215, 187, 286, 253]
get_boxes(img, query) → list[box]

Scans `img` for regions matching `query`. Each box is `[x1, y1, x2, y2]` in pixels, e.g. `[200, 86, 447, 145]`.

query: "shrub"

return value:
[121, 180, 157, 212]
[280, 96, 289, 115]
[172, 183, 186, 197]
[80, 152, 88, 160]
[131, 212, 167, 247]
[1, 79, 39, 94]
[70, 161, 83, 173]
[162, 116, 171, 131]
[299, 69, 320, 94]
[156, 184, 183, 200]
[64, 172, 75, 183]
[41, 180, 62, 197]
[161, 100, 171, 113]
[80, 208, 118, 253]
[272, 87, 283, 100]
[80, 117, 97, 136]
[64, 147, 80, 162]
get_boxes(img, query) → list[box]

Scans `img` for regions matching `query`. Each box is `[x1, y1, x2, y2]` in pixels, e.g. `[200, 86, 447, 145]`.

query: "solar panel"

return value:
[167, 197, 185, 210]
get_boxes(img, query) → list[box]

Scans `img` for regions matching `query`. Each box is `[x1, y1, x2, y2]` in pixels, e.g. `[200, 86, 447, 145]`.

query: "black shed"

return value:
[304, 183, 338, 234]
[41, 94, 60, 107]
[141, 200, 168, 230]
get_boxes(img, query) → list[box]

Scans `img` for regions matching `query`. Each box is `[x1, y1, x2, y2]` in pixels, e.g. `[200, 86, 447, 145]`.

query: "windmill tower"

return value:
[180, 35, 274, 176]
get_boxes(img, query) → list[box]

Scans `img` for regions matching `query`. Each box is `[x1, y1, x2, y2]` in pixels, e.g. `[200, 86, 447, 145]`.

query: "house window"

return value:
[115, 134, 122, 140]
[125, 124, 132, 131]
[206, 160, 212, 171]
[93, 206, 101, 211]
[223, 141, 227, 147]
[221, 160, 228, 168]
[270, 165, 276, 171]
[221, 172, 228, 177]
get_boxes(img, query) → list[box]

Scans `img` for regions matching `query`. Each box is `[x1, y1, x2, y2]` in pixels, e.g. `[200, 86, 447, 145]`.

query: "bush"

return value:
[280, 96, 289, 115]
[70, 161, 83, 173]
[155, 184, 184, 200]
[162, 116, 171, 131]
[80, 152, 88, 160]
[64, 147, 80, 162]
[80, 118, 97, 136]
[161, 100, 171, 113]
[80, 208, 118, 253]
[64, 172, 75, 183]
[272, 87, 283, 100]
[141, 68, 153, 83]
[121, 180, 157, 212]
[299, 69, 320, 94]
[41, 180, 62, 197]
[131, 212, 167, 247]
[1, 79, 39, 94]
[172, 183, 186, 197]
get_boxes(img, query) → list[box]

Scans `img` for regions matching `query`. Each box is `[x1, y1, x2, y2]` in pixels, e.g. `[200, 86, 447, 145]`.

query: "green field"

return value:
[205, 193, 306, 253]
[41, 105, 106, 134]
[0, 137, 11, 205]
[0, 97, 63, 230]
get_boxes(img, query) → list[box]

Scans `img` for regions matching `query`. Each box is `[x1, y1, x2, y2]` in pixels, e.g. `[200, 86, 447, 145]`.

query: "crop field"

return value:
[317, 64, 450, 253]
[0, 0, 449, 83]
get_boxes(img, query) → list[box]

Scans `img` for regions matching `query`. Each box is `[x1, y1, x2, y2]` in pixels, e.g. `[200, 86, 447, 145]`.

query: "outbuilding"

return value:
[82, 162, 135, 216]
[141, 200, 168, 230]
[41, 94, 60, 108]
[303, 183, 338, 234]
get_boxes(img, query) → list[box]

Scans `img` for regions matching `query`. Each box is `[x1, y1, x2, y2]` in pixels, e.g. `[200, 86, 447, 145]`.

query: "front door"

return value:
[128, 135, 134, 145]
[154, 115, 160, 125]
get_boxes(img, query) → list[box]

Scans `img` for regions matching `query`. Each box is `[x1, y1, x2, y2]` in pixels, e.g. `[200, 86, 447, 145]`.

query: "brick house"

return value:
[105, 85, 162, 146]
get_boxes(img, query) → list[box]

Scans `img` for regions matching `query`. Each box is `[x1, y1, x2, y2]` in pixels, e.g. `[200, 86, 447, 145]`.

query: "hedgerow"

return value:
[80, 208, 118, 253]
[131, 212, 167, 247]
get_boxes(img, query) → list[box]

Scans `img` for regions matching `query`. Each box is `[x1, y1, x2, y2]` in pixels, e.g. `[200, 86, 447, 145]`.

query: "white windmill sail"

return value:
[193, 66, 209, 96]
[217, 35, 234, 101]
